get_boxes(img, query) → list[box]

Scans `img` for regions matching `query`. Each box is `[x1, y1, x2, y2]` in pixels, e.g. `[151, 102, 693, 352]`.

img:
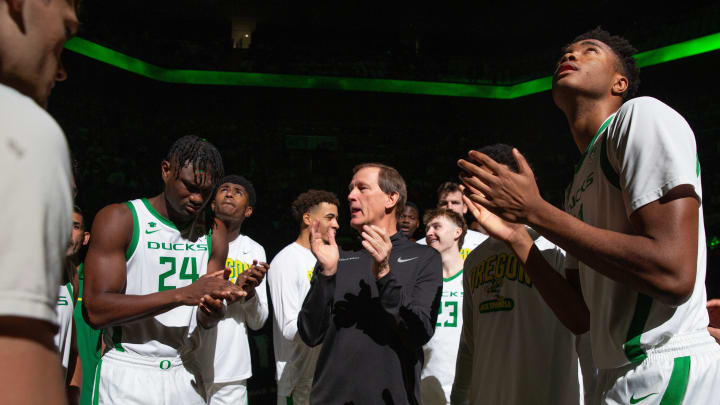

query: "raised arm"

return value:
[83, 204, 235, 329]
[460, 149, 698, 306]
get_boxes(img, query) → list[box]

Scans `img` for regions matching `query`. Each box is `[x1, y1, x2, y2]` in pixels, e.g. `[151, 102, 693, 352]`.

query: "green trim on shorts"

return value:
[92, 357, 103, 405]
[659, 356, 691, 405]
[601, 133, 621, 189]
[125, 201, 140, 260]
[141, 198, 178, 230]
[624, 293, 653, 363]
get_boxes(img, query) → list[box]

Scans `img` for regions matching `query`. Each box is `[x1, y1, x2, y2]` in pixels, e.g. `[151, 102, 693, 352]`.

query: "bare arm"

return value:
[0, 317, 68, 405]
[84, 204, 237, 329]
[459, 150, 698, 306]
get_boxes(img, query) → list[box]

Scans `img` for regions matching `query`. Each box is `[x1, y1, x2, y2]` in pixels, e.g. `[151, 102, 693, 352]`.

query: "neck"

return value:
[561, 96, 621, 152]
[296, 227, 311, 250]
[150, 193, 193, 229]
[356, 214, 398, 237]
[223, 218, 243, 242]
[440, 247, 464, 279]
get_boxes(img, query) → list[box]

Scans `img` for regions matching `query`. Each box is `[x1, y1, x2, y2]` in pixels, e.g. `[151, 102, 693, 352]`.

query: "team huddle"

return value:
[1, 1, 719, 404]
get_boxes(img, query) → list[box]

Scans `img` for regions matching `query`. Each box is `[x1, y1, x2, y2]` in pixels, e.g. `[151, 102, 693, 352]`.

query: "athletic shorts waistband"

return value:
[103, 349, 185, 369]
[643, 330, 718, 361]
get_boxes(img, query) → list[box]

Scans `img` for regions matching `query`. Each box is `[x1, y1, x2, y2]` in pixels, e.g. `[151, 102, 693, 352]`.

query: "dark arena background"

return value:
[53, 1, 720, 402]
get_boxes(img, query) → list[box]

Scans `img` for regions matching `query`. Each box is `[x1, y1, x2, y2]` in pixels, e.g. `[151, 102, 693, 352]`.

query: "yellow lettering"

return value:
[519, 264, 533, 287]
[496, 253, 507, 279]
[483, 255, 497, 283]
[506, 254, 518, 280]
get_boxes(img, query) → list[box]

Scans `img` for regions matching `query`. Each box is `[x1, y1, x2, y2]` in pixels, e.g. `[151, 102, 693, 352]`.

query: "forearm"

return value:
[85, 289, 182, 329]
[298, 272, 335, 347]
[508, 232, 589, 334]
[236, 294, 269, 331]
[528, 200, 692, 305]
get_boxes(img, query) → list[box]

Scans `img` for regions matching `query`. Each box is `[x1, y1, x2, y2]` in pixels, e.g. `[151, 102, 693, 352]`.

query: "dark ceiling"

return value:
[76, 1, 720, 84]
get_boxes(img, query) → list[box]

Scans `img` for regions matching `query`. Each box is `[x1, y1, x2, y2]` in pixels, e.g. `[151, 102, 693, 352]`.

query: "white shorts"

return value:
[206, 380, 248, 405]
[277, 380, 311, 405]
[92, 350, 205, 405]
[594, 331, 720, 405]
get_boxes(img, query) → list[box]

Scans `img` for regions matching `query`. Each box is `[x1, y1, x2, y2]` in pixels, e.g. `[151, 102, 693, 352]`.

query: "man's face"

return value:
[162, 162, 215, 221]
[551, 39, 623, 106]
[438, 190, 466, 215]
[308, 202, 339, 243]
[425, 215, 461, 254]
[66, 211, 88, 257]
[14, 0, 79, 108]
[399, 206, 419, 238]
[348, 167, 392, 230]
[212, 182, 252, 222]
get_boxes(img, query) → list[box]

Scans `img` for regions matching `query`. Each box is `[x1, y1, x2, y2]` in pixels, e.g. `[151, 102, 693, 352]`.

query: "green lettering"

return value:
[148, 241, 160, 249]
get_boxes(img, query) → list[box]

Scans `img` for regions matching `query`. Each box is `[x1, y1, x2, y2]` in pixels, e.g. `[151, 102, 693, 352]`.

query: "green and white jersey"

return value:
[55, 283, 74, 377]
[564, 97, 709, 369]
[103, 198, 210, 359]
[421, 268, 464, 404]
[418, 229, 488, 260]
[451, 230, 579, 405]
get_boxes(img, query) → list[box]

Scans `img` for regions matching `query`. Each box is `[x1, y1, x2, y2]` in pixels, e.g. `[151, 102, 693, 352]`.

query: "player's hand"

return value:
[310, 219, 339, 276]
[177, 270, 241, 305]
[361, 224, 392, 279]
[458, 148, 543, 224]
[197, 294, 226, 328]
[235, 260, 269, 299]
[460, 186, 526, 245]
[708, 299, 720, 344]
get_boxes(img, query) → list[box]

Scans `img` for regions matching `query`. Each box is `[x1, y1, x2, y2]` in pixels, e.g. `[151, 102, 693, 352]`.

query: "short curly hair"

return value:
[567, 27, 640, 101]
[291, 190, 340, 223]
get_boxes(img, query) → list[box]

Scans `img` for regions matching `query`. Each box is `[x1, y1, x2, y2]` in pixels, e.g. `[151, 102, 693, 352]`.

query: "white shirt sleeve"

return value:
[606, 97, 701, 216]
[238, 246, 269, 331]
[268, 249, 304, 342]
[0, 86, 72, 325]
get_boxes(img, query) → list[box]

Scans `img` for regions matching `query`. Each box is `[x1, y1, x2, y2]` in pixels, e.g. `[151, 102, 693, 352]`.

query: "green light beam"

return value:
[65, 32, 720, 99]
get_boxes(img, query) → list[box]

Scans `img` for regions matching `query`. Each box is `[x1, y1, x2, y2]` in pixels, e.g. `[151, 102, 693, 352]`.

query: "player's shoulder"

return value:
[271, 242, 306, 263]
[616, 96, 683, 122]
[93, 202, 134, 233]
[235, 234, 266, 256]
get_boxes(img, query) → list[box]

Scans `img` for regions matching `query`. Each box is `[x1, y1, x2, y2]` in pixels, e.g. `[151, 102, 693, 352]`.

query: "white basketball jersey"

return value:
[103, 198, 210, 358]
[55, 283, 74, 377]
[421, 268, 464, 404]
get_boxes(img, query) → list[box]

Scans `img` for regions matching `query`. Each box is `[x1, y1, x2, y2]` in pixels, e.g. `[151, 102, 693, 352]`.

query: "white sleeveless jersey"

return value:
[417, 229, 488, 259]
[55, 283, 74, 377]
[421, 268, 464, 404]
[564, 97, 709, 369]
[103, 198, 210, 358]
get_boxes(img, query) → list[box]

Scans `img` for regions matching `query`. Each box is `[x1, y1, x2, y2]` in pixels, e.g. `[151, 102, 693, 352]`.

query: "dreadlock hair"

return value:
[165, 135, 225, 187]
[568, 27, 640, 101]
[218, 175, 257, 207]
[291, 190, 340, 224]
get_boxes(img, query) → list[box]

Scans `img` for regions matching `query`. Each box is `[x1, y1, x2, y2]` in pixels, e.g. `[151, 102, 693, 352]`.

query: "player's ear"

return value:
[385, 192, 400, 211]
[82, 231, 90, 246]
[7, 0, 26, 33]
[611, 74, 628, 97]
[302, 212, 312, 227]
[210, 200, 216, 212]
[160, 160, 171, 183]
[244, 206, 253, 218]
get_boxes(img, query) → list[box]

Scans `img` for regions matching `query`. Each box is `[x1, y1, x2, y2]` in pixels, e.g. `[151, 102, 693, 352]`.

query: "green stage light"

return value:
[65, 32, 720, 99]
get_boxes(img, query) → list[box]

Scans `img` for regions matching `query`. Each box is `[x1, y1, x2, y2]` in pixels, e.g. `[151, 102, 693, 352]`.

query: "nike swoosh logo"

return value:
[339, 257, 360, 261]
[397, 256, 418, 263]
[630, 393, 657, 404]
[145, 229, 160, 234]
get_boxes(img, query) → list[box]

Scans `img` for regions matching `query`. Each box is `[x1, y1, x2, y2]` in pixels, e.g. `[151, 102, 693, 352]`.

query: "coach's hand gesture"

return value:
[310, 219, 339, 276]
[361, 225, 391, 279]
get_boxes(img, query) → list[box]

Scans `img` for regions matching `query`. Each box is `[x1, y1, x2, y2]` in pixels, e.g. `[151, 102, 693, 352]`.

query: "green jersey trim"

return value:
[207, 228, 212, 264]
[658, 356, 691, 405]
[141, 198, 178, 230]
[624, 293, 653, 363]
[92, 357, 103, 405]
[696, 154, 700, 177]
[574, 113, 615, 174]
[77, 263, 84, 302]
[444, 269, 463, 282]
[65, 282, 74, 301]
[601, 133, 621, 189]
[125, 201, 140, 260]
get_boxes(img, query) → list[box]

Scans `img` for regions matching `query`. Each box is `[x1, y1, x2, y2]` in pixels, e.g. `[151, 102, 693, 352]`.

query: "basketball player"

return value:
[420, 208, 466, 404]
[399, 201, 421, 241]
[1, 1, 78, 404]
[452, 144, 579, 405]
[195, 175, 270, 404]
[459, 28, 720, 404]
[268, 189, 339, 405]
[417, 182, 487, 259]
[84, 136, 245, 404]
